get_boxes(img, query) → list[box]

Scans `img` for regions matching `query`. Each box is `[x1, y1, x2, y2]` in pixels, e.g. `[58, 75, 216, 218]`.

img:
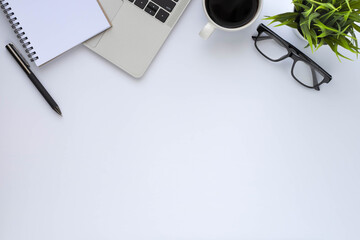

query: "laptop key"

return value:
[155, 9, 169, 22]
[153, 0, 176, 12]
[147, 2, 159, 12]
[145, 6, 156, 16]
[135, 0, 148, 9]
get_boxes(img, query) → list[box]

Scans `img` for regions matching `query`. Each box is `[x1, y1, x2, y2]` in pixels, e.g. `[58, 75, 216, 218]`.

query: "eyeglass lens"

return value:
[255, 31, 325, 88]
[292, 60, 325, 88]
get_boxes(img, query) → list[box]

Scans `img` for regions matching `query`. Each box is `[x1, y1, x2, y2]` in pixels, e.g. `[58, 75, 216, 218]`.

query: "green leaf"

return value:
[353, 23, 360, 32]
[263, 12, 299, 28]
[308, 12, 321, 28]
[324, 37, 352, 61]
[293, 2, 310, 12]
[274, 20, 298, 29]
[348, 13, 360, 22]
[315, 38, 325, 50]
[319, 8, 339, 22]
[300, 18, 315, 52]
[314, 19, 341, 34]
[349, 28, 359, 58]
[263, 12, 299, 22]
[308, 0, 336, 11]
[345, 0, 352, 11]
[302, 4, 314, 18]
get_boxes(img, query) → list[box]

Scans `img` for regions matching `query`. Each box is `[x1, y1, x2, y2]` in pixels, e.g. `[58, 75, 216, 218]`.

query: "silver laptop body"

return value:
[84, 0, 191, 78]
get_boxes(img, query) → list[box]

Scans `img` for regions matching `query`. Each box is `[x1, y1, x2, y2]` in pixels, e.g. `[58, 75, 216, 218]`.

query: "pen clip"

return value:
[8, 43, 30, 68]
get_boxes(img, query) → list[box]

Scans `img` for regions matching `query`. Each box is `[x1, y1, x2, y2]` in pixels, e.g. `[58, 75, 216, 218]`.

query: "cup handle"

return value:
[199, 22, 215, 40]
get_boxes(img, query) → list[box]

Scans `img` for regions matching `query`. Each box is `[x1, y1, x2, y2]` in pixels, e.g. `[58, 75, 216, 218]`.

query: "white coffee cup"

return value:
[199, 0, 263, 40]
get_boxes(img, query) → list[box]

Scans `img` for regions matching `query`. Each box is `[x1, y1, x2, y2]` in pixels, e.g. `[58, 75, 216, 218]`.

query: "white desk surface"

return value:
[1, 1, 360, 239]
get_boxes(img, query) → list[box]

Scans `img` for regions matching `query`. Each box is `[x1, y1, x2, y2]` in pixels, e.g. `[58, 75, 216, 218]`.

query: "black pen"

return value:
[6, 43, 62, 116]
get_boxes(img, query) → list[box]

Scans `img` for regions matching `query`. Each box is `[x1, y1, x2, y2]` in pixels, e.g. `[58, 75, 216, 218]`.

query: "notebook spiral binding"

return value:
[0, 0, 39, 62]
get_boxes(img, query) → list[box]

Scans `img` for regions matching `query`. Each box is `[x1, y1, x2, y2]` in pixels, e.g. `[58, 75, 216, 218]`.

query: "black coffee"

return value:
[205, 0, 259, 28]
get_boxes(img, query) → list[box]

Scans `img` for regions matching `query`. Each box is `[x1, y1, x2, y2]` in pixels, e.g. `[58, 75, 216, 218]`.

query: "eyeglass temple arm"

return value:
[311, 68, 320, 91]
[252, 35, 273, 41]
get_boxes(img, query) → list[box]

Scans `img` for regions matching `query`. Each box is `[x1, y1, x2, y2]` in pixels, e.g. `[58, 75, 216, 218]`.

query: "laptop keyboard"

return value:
[129, 0, 178, 23]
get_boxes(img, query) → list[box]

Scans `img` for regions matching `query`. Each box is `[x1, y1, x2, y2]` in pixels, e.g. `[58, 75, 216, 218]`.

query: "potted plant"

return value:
[264, 0, 360, 60]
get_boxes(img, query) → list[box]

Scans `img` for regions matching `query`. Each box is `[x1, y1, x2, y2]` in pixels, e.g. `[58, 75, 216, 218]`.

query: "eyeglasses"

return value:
[252, 24, 332, 91]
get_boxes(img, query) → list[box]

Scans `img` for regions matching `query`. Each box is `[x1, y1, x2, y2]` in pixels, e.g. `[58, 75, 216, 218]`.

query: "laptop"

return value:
[84, 0, 191, 78]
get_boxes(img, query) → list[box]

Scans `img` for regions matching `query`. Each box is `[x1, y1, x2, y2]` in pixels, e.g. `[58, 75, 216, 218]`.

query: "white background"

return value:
[1, 1, 360, 239]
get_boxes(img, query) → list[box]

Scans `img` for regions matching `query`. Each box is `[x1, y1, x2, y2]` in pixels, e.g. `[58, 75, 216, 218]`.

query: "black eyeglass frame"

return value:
[252, 24, 332, 91]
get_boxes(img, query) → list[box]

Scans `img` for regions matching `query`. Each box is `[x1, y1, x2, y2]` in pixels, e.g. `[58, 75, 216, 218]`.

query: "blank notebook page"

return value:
[8, 0, 110, 66]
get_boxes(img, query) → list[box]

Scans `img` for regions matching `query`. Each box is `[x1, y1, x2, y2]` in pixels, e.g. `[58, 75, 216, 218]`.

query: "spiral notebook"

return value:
[0, 0, 111, 66]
